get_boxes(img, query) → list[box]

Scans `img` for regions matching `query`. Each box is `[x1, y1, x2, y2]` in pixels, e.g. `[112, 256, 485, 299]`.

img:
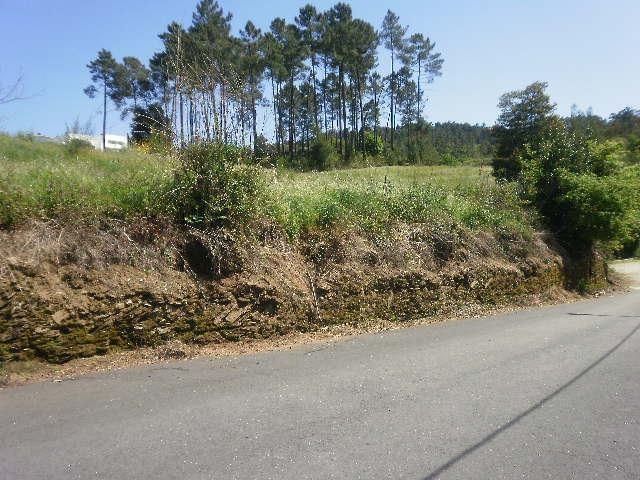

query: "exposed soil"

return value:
[610, 260, 640, 289]
[0, 218, 599, 386]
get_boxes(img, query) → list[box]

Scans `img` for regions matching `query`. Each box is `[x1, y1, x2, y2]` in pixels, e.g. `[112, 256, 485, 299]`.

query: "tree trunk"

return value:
[417, 58, 422, 120]
[220, 84, 226, 144]
[311, 55, 319, 133]
[373, 82, 379, 145]
[271, 76, 277, 153]
[211, 86, 219, 142]
[102, 81, 107, 151]
[189, 97, 194, 143]
[203, 91, 211, 141]
[277, 81, 284, 157]
[357, 75, 365, 160]
[251, 96, 258, 154]
[322, 59, 329, 136]
[179, 92, 184, 147]
[289, 73, 295, 161]
[390, 43, 395, 150]
[340, 66, 347, 161]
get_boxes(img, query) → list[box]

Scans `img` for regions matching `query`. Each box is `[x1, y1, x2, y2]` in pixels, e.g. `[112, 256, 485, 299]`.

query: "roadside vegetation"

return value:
[0, 134, 532, 242]
[492, 82, 640, 259]
[2, 0, 639, 376]
[0, 134, 175, 226]
[266, 166, 529, 239]
[65, 0, 640, 260]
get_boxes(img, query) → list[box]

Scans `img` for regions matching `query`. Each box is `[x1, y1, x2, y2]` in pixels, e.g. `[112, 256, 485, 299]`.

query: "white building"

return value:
[68, 133, 128, 151]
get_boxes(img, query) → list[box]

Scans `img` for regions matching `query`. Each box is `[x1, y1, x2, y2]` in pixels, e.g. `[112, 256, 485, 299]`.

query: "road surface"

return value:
[2, 287, 640, 478]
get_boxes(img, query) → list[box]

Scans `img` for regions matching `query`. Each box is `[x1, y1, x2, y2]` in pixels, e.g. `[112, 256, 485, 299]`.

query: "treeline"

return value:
[84, 1, 444, 165]
[492, 82, 640, 260]
[565, 106, 640, 164]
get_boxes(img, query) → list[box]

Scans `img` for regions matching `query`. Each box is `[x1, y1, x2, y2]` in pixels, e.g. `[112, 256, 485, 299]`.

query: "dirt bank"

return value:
[610, 260, 640, 289]
[1, 219, 577, 366]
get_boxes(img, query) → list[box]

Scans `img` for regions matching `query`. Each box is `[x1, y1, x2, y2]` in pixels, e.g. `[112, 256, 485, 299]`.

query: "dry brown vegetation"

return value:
[1, 217, 573, 373]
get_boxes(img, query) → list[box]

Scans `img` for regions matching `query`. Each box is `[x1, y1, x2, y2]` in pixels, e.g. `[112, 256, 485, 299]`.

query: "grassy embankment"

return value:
[0, 134, 533, 238]
[3, 135, 571, 373]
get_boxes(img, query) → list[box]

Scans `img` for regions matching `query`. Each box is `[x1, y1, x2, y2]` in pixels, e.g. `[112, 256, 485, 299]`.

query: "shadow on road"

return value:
[422, 319, 640, 480]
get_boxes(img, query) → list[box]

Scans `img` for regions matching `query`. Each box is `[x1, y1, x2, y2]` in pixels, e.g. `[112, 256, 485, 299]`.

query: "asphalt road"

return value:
[2, 291, 640, 479]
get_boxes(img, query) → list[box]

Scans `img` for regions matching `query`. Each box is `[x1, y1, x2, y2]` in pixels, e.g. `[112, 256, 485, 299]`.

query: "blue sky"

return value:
[1, 0, 638, 137]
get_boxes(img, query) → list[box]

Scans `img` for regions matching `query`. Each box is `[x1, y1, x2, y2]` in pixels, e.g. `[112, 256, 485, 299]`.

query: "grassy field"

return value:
[272, 164, 493, 189]
[268, 164, 530, 237]
[0, 135, 533, 237]
[0, 134, 175, 225]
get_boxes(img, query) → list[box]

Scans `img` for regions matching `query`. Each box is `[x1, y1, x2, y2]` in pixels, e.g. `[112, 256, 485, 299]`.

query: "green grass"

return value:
[0, 135, 533, 239]
[0, 134, 175, 225]
[271, 164, 493, 189]
[265, 165, 532, 238]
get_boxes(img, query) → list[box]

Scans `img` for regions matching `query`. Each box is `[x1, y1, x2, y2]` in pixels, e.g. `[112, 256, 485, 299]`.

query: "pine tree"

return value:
[325, 3, 354, 159]
[407, 33, 443, 120]
[381, 10, 407, 150]
[296, 5, 322, 133]
[240, 21, 265, 152]
[100, 1, 445, 163]
[84, 49, 120, 150]
[261, 29, 286, 154]
[117, 56, 152, 119]
[270, 20, 307, 160]
[366, 72, 384, 144]
[348, 19, 378, 156]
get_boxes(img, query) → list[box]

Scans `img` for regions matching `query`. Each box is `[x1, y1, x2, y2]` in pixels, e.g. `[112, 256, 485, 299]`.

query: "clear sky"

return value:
[1, 0, 638, 137]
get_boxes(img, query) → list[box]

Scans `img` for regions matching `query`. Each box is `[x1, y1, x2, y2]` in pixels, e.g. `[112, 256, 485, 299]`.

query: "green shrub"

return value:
[440, 152, 460, 166]
[65, 138, 94, 156]
[557, 172, 629, 243]
[518, 120, 635, 250]
[308, 137, 337, 171]
[172, 142, 265, 228]
[364, 131, 384, 156]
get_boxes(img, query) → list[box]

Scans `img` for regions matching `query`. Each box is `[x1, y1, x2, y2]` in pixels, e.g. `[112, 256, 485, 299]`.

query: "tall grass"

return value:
[0, 134, 174, 225]
[0, 135, 533, 238]
[265, 166, 532, 238]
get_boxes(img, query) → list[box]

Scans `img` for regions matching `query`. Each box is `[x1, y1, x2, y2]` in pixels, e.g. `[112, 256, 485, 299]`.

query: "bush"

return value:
[440, 152, 460, 166]
[308, 137, 336, 171]
[616, 166, 640, 256]
[518, 120, 634, 250]
[172, 142, 265, 228]
[557, 172, 629, 243]
[65, 138, 94, 156]
[364, 131, 384, 156]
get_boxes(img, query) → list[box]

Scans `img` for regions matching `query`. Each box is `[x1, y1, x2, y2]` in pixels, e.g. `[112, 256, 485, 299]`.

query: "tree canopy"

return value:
[85, 1, 447, 166]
